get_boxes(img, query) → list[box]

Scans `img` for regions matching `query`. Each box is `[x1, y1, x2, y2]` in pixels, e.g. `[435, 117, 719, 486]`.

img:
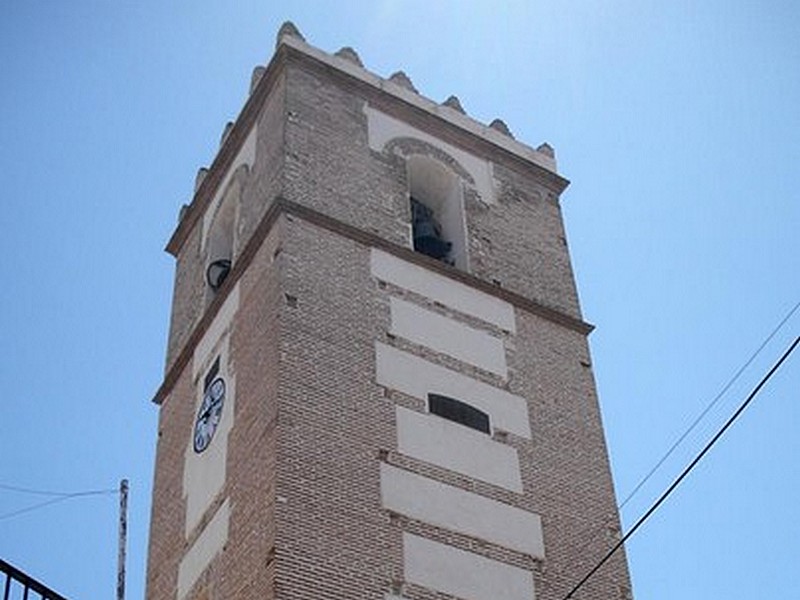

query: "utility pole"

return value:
[117, 479, 128, 600]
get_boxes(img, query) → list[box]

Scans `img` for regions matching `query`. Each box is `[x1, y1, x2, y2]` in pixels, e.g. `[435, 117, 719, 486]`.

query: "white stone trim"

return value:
[366, 105, 496, 205]
[279, 35, 558, 175]
[396, 406, 523, 492]
[389, 297, 507, 377]
[183, 362, 235, 537]
[371, 249, 516, 332]
[193, 282, 240, 380]
[376, 343, 531, 439]
[185, 294, 239, 537]
[201, 127, 257, 251]
[403, 533, 535, 600]
[382, 465, 543, 557]
[177, 499, 230, 600]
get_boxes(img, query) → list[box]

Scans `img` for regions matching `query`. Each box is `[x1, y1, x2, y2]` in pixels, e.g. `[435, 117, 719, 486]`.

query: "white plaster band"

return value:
[395, 406, 523, 492]
[183, 372, 235, 537]
[375, 342, 531, 439]
[364, 106, 496, 204]
[403, 533, 535, 600]
[382, 464, 543, 557]
[193, 282, 240, 380]
[201, 128, 257, 250]
[371, 249, 516, 332]
[389, 297, 507, 377]
[177, 499, 230, 600]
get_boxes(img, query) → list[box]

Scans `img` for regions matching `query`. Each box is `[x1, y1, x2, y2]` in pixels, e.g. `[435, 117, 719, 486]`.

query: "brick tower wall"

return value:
[146, 27, 633, 600]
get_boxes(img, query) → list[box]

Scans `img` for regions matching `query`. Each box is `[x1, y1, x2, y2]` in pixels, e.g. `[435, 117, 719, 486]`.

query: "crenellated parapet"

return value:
[182, 21, 560, 224]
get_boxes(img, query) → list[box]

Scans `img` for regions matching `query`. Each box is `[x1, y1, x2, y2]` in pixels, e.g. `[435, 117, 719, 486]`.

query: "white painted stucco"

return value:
[183, 362, 235, 537]
[403, 533, 535, 600]
[382, 465, 543, 557]
[279, 35, 559, 175]
[184, 284, 239, 536]
[389, 297, 507, 377]
[177, 499, 230, 600]
[370, 249, 516, 332]
[201, 126, 257, 250]
[395, 406, 522, 492]
[376, 343, 530, 438]
[193, 282, 240, 380]
[364, 105, 496, 205]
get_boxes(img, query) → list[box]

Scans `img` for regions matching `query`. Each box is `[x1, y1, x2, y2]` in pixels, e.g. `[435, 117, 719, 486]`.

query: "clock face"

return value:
[193, 377, 226, 453]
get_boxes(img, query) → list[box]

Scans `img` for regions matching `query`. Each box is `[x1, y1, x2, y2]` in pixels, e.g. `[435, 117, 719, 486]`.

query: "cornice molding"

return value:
[153, 198, 593, 406]
[165, 45, 289, 257]
[165, 37, 570, 258]
[279, 35, 565, 179]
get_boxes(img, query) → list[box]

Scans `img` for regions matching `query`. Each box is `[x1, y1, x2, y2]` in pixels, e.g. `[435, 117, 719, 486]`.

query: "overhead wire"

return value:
[561, 334, 800, 599]
[565, 299, 800, 568]
[0, 485, 118, 521]
[0, 482, 115, 497]
[617, 299, 800, 510]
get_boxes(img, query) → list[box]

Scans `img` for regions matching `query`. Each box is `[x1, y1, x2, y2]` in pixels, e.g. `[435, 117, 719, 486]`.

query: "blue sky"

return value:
[1, 2, 798, 599]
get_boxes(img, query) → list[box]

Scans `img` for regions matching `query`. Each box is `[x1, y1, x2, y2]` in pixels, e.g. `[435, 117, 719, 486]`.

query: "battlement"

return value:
[273, 22, 560, 173]
[162, 21, 584, 374]
[173, 22, 566, 254]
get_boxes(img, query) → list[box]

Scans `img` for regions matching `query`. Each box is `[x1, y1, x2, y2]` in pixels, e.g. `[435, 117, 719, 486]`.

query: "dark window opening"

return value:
[204, 356, 220, 391]
[411, 197, 452, 262]
[428, 393, 490, 434]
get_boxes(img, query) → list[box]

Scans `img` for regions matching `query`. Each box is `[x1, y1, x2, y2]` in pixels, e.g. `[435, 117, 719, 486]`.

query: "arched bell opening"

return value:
[204, 173, 243, 296]
[406, 155, 469, 270]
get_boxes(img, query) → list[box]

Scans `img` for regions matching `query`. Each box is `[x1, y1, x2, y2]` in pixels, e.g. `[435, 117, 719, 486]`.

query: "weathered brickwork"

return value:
[148, 24, 632, 600]
[283, 62, 411, 248]
[280, 56, 580, 317]
[269, 218, 629, 600]
[147, 225, 284, 600]
[468, 162, 582, 318]
[274, 217, 396, 600]
[165, 74, 287, 370]
[238, 76, 287, 259]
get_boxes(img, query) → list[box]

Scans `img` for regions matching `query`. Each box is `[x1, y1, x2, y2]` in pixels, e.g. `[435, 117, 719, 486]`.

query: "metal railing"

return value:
[1, 559, 68, 600]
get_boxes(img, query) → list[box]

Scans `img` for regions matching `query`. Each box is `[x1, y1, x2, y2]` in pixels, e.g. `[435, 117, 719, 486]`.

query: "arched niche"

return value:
[204, 165, 247, 294]
[407, 155, 469, 271]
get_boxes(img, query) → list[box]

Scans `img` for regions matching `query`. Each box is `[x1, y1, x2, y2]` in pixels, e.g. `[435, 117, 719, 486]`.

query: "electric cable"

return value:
[0, 487, 118, 521]
[617, 299, 800, 510]
[561, 334, 800, 599]
[0, 482, 115, 497]
[565, 299, 800, 567]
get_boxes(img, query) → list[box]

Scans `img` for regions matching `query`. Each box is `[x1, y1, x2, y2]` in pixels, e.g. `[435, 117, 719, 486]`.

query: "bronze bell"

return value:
[411, 198, 451, 260]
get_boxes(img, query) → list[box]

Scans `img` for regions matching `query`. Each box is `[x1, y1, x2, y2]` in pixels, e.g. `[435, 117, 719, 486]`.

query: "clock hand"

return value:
[198, 396, 223, 421]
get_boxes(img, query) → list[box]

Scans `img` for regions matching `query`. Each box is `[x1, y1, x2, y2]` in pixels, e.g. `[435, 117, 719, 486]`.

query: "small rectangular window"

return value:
[428, 393, 490, 434]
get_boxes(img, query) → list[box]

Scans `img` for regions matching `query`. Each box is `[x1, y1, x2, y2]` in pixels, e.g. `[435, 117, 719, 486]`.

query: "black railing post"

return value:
[0, 558, 69, 600]
[4, 569, 12, 600]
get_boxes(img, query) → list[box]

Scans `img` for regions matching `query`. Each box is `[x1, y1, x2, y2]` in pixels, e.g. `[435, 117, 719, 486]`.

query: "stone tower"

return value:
[146, 23, 633, 600]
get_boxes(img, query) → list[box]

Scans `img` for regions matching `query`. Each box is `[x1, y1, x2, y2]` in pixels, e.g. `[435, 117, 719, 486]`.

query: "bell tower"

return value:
[146, 23, 633, 600]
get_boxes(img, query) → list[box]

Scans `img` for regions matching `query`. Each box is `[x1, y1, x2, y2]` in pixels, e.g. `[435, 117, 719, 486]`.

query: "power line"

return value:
[0, 487, 118, 521]
[0, 482, 115, 497]
[561, 334, 800, 600]
[566, 299, 800, 566]
[0, 483, 71, 497]
[617, 299, 800, 511]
